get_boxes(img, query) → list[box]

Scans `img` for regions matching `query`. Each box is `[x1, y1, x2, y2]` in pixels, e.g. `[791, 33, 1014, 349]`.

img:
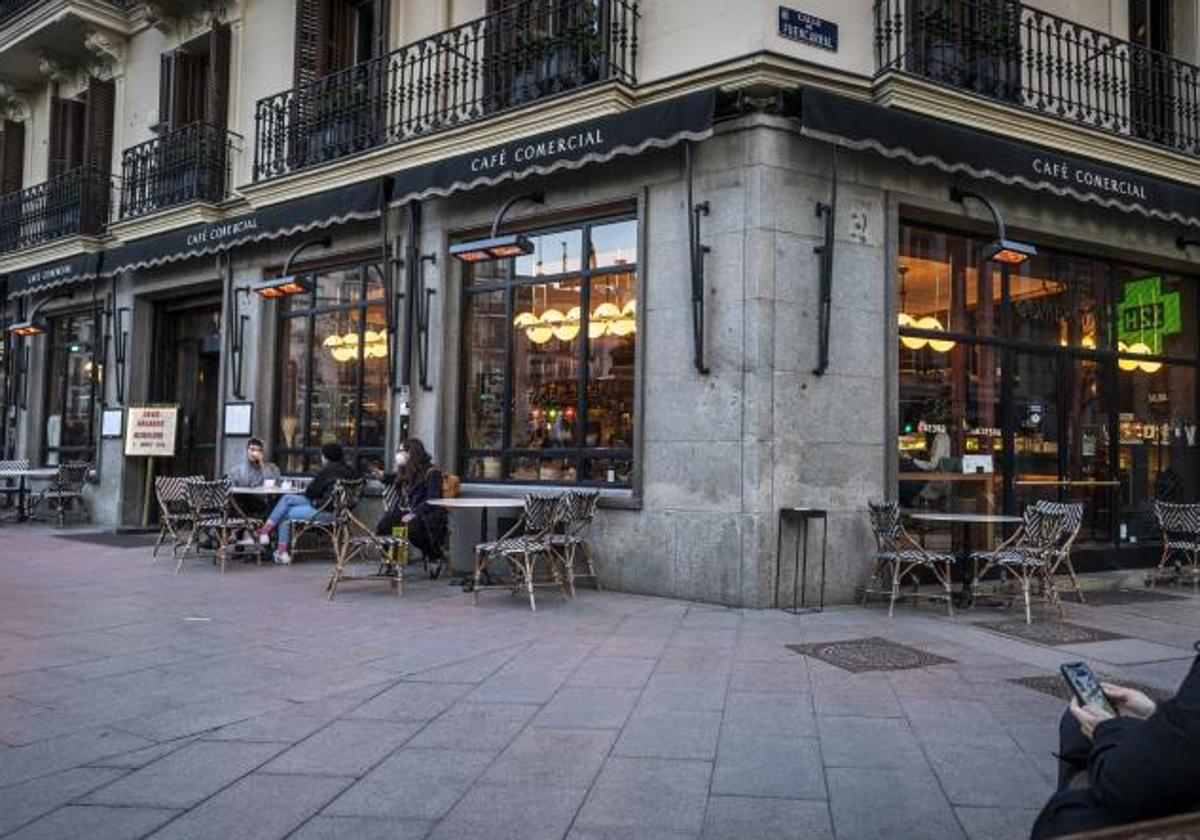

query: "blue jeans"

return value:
[266, 493, 329, 545]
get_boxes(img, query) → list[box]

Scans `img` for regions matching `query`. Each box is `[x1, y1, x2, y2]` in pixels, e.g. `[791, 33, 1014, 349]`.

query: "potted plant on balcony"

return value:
[307, 78, 379, 165]
[915, 0, 967, 87]
[507, 2, 604, 108]
[972, 0, 1023, 102]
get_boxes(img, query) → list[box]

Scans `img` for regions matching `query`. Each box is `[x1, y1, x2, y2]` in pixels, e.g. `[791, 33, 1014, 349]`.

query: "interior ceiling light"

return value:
[1117, 341, 1162, 373]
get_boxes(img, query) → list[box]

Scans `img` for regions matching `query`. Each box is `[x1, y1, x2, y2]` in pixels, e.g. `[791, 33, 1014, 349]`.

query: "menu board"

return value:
[124, 405, 179, 457]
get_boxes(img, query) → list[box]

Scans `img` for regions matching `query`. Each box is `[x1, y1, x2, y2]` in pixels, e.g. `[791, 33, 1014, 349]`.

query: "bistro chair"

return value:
[326, 479, 406, 599]
[1034, 500, 1085, 603]
[181, 479, 263, 574]
[381, 480, 449, 578]
[971, 505, 1066, 624]
[863, 501, 956, 618]
[1149, 501, 1200, 588]
[0, 458, 30, 514]
[473, 493, 568, 612]
[551, 489, 601, 597]
[26, 462, 91, 527]
[153, 475, 201, 560]
[292, 481, 363, 561]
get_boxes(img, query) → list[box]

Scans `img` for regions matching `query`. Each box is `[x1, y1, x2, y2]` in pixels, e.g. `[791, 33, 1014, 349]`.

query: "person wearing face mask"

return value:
[372, 438, 448, 577]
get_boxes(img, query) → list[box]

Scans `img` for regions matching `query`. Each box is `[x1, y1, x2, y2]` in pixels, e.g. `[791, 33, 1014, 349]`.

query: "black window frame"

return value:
[457, 212, 639, 487]
[41, 306, 101, 466]
[272, 256, 388, 473]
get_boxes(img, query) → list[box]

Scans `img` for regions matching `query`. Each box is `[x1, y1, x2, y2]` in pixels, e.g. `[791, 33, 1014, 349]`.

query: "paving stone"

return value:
[144, 773, 351, 840]
[636, 674, 728, 714]
[614, 711, 721, 760]
[468, 664, 572, 703]
[568, 829, 697, 840]
[721, 691, 816, 739]
[482, 728, 615, 788]
[1054, 639, 1195, 665]
[260, 720, 420, 777]
[533, 687, 639, 729]
[84, 736, 201, 770]
[817, 715, 928, 769]
[728, 661, 809, 693]
[406, 702, 540, 752]
[827, 766, 965, 840]
[428, 783, 587, 840]
[345, 681, 473, 721]
[204, 711, 335, 744]
[955, 806, 1042, 840]
[113, 692, 289, 741]
[711, 734, 826, 799]
[568, 657, 657, 689]
[0, 767, 128, 836]
[82, 740, 283, 808]
[323, 749, 495, 821]
[575, 757, 712, 835]
[0, 727, 153, 787]
[703, 795, 834, 840]
[4, 805, 178, 840]
[923, 739, 1050, 808]
[288, 815, 432, 840]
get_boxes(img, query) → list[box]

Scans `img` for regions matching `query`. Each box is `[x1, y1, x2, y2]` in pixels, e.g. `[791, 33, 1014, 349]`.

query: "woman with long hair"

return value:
[373, 438, 448, 577]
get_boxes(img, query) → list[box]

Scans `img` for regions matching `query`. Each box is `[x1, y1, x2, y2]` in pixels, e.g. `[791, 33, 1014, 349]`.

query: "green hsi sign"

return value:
[1117, 276, 1181, 354]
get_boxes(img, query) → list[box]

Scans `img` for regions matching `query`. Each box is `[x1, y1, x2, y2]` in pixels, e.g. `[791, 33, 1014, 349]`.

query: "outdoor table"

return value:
[429, 497, 526, 588]
[906, 511, 1023, 605]
[0, 468, 59, 522]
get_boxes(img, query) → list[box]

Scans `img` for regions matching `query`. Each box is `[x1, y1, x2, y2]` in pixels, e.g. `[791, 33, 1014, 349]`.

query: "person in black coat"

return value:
[1031, 644, 1200, 838]
[259, 442, 357, 564]
[372, 437, 448, 575]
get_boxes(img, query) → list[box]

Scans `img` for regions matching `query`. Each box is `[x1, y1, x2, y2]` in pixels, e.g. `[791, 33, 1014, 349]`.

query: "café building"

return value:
[3, 84, 1198, 606]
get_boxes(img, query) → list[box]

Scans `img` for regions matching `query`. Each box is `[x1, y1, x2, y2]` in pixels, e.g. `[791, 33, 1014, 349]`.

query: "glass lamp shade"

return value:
[513, 311, 539, 330]
[608, 317, 635, 337]
[1118, 341, 1161, 373]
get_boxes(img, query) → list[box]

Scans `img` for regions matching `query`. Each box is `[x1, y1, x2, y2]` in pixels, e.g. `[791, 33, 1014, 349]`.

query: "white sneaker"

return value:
[259, 532, 271, 546]
[273, 550, 292, 565]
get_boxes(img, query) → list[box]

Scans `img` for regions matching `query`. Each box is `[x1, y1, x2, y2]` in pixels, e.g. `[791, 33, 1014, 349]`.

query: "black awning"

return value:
[6, 252, 103, 299]
[799, 87, 1200, 229]
[388, 88, 717, 204]
[102, 179, 383, 276]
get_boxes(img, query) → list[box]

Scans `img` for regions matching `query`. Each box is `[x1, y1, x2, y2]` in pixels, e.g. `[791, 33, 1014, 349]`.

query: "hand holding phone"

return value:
[1061, 661, 1116, 716]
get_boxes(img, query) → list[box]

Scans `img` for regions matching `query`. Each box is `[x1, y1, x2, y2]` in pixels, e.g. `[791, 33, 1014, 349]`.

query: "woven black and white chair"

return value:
[972, 505, 1065, 624]
[153, 475, 201, 560]
[473, 493, 567, 612]
[0, 458, 30, 514]
[181, 479, 263, 574]
[551, 489, 601, 597]
[863, 501, 956, 618]
[292, 480, 364, 561]
[1034, 500, 1085, 603]
[26, 462, 91, 527]
[1151, 501, 1200, 587]
[323, 479, 406, 598]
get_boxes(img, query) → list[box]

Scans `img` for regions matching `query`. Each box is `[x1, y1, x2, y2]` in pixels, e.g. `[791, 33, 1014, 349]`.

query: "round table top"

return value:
[0, 468, 59, 478]
[906, 511, 1023, 524]
[229, 485, 304, 495]
[429, 497, 527, 509]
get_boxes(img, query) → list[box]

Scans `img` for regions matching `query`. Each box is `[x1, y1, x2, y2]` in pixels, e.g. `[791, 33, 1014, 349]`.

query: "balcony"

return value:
[0, 167, 110, 254]
[874, 0, 1200, 159]
[119, 122, 237, 220]
[0, 0, 38, 25]
[253, 0, 639, 181]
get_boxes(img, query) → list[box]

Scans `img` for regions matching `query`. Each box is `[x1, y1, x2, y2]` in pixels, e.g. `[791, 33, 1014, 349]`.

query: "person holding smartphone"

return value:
[1031, 645, 1200, 838]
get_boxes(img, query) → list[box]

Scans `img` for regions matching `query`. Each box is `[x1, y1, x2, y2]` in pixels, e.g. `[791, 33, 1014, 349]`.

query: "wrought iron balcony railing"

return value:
[254, 0, 638, 181]
[0, 167, 110, 254]
[874, 0, 1200, 158]
[119, 122, 237, 220]
[0, 0, 40, 24]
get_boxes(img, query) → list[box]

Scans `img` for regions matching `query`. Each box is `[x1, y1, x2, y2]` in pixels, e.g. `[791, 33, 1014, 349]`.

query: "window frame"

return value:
[457, 212, 639, 487]
[41, 307, 101, 466]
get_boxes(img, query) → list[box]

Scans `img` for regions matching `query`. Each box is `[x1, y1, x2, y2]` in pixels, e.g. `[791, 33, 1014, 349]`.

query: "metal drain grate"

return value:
[980, 620, 1125, 646]
[786, 637, 955, 673]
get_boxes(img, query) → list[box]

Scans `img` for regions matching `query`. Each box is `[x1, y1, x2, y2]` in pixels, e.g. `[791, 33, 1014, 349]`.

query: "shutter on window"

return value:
[174, 51, 206, 127]
[0, 120, 24, 195]
[48, 98, 84, 178]
[83, 77, 115, 174]
[206, 22, 231, 128]
[371, 0, 389, 60]
[294, 0, 331, 86]
[158, 51, 176, 133]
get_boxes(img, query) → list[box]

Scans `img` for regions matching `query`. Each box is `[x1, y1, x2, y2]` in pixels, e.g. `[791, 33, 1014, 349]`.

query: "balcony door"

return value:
[152, 300, 222, 479]
[906, 0, 1022, 103]
[1129, 0, 1174, 146]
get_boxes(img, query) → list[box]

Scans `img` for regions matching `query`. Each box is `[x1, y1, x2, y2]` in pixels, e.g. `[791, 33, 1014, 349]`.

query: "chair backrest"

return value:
[1154, 501, 1200, 537]
[1034, 500, 1083, 549]
[52, 462, 91, 493]
[185, 479, 231, 517]
[867, 501, 903, 551]
[330, 478, 366, 521]
[382, 482, 403, 514]
[155, 475, 200, 506]
[563, 489, 600, 526]
[0, 458, 30, 471]
[523, 493, 564, 533]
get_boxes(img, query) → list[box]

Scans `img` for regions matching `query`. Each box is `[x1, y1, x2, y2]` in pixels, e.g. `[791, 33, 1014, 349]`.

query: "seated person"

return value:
[258, 443, 357, 565]
[1031, 646, 1200, 839]
[372, 437, 448, 577]
[226, 437, 281, 488]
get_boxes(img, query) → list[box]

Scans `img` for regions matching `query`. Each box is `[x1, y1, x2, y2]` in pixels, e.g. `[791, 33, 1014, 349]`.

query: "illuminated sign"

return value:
[1117, 276, 1181, 354]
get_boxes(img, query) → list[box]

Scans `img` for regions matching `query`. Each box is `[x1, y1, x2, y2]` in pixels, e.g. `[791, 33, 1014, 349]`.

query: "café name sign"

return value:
[469, 128, 606, 174]
[1032, 158, 1149, 201]
[185, 217, 260, 249]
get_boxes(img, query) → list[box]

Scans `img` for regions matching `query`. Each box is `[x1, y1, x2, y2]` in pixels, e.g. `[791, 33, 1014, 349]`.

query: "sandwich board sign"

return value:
[124, 405, 179, 457]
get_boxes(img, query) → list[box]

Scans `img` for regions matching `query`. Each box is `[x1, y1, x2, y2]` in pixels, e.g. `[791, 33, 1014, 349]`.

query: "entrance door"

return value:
[153, 300, 221, 478]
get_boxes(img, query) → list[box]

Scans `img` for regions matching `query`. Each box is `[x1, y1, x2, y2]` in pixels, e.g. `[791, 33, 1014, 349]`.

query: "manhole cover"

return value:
[981, 620, 1124, 646]
[786, 637, 955, 673]
[1010, 675, 1170, 703]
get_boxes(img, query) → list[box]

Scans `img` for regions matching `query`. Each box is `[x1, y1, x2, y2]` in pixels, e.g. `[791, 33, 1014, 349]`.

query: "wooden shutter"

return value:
[158, 52, 176, 133]
[83, 77, 115, 174]
[0, 120, 23, 195]
[294, 0, 331, 86]
[206, 22, 231, 128]
[370, 0, 389, 60]
[48, 97, 84, 178]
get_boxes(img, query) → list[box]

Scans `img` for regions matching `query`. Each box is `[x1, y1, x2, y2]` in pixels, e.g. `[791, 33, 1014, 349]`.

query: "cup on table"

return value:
[282, 479, 294, 490]
[264, 478, 277, 489]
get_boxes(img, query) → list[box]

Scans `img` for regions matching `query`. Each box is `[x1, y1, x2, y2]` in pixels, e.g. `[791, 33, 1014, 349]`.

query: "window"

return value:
[897, 222, 1200, 549]
[43, 310, 100, 466]
[158, 23, 232, 133]
[275, 259, 389, 472]
[459, 215, 638, 486]
[293, 0, 389, 86]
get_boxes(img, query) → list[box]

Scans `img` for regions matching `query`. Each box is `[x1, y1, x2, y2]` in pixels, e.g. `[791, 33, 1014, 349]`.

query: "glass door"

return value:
[153, 300, 221, 478]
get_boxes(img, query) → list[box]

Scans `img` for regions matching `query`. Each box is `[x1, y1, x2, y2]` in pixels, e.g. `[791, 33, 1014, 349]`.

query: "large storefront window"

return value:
[44, 310, 100, 465]
[275, 260, 388, 472]
[898, 223, 1199, 549]
[459, 215, 637, 485]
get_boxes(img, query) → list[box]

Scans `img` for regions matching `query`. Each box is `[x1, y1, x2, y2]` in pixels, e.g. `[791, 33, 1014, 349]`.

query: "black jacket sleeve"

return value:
[411, 469, 442, 518]
[1087, 656, 1200, 820]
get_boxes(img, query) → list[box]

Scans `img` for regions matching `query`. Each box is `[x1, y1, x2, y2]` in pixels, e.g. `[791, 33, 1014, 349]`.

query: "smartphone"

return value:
[1060, 661, 1116, 716]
